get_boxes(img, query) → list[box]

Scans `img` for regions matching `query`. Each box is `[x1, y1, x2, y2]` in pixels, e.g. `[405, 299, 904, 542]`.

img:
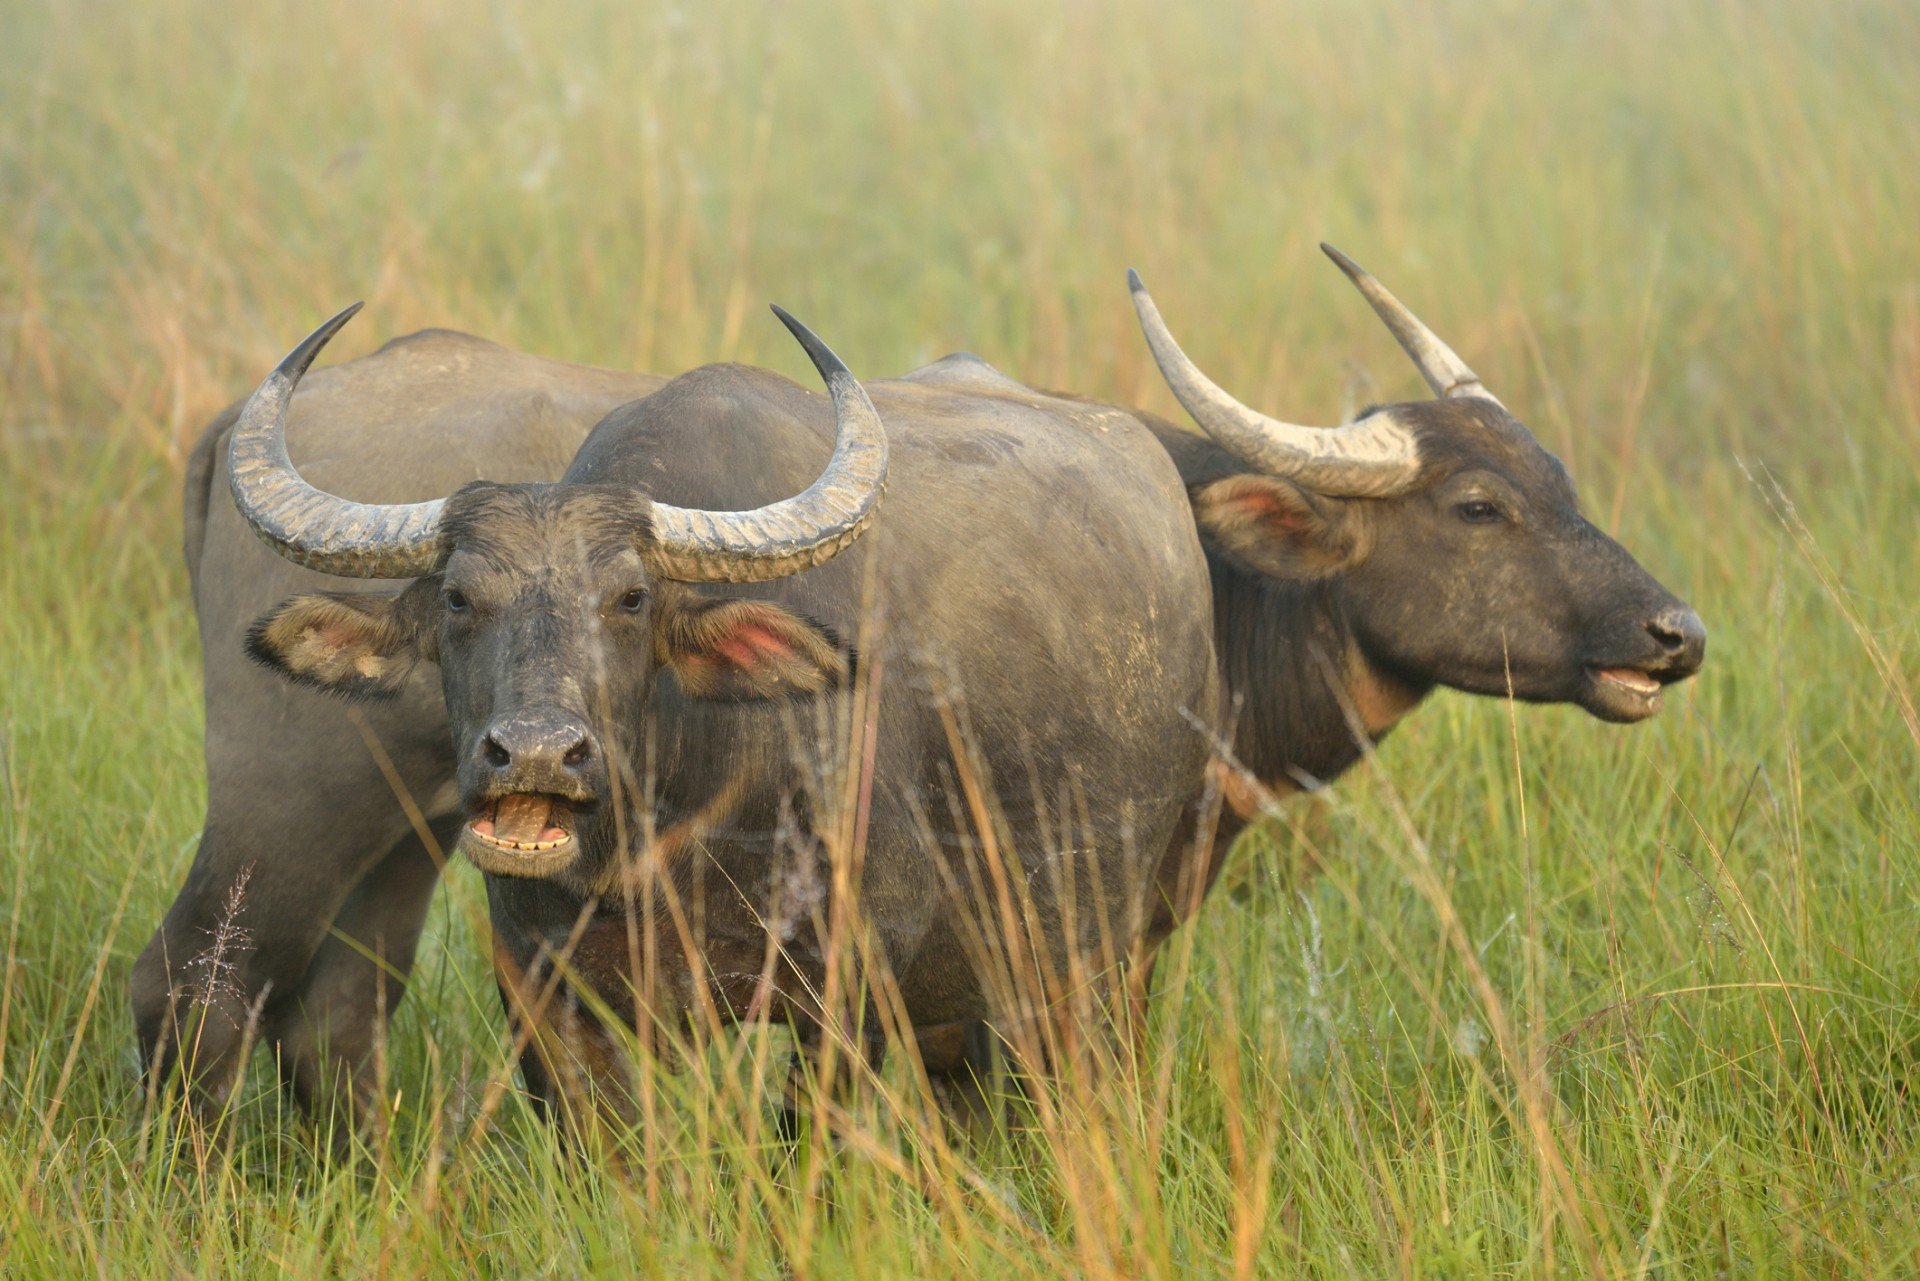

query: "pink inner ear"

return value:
[1227, 488, 1309, 533]
[317, 622, 365, 652]
[718, 622, 794, 668]
[1228, 489, 1280, 517]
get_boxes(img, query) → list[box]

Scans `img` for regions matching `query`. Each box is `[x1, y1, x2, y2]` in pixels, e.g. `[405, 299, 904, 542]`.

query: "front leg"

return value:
[489, 915, 642, 1157]
[776, 996, 890, 1142]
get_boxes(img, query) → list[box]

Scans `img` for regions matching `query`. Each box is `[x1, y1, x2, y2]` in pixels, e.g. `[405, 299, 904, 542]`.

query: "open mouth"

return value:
[462, 794, 577, 874]
[1583, 664, 1673, 721]
[1594, 667, 1662, 697]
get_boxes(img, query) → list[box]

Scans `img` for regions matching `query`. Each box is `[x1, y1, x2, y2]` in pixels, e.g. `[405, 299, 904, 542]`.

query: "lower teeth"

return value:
[472, 795, 573, 852]
[474, 828, 571, 850]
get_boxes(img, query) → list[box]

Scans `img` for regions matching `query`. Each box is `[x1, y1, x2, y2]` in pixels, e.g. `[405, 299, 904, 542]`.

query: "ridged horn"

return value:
[643, 305, 889, 583]
[227, 303, 449, 578]
[1320, 243, 1504, 410]
[1127, 269, 1421, 498]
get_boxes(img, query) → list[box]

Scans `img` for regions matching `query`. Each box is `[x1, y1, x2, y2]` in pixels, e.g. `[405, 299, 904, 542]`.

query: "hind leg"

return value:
[131, 674, 453, 1115]
[131, 809, 422, 1113]
[265, 820, 449, 1132]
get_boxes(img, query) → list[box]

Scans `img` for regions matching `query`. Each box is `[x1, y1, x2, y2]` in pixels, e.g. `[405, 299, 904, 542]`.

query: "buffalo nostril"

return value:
[1645, 607, 1706, 668]
[1647, 620, 1686, 653]
[482, 735, 512, 769]
[562, 738, 593, 769]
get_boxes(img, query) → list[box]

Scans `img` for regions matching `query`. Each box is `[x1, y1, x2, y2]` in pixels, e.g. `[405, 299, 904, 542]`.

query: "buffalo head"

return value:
[237, 305, 887, 878]
[1130, 246, 1704, 723]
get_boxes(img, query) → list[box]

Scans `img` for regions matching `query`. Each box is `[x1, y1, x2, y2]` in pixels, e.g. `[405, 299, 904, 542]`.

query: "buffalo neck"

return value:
[1208, 551, 1432, 799]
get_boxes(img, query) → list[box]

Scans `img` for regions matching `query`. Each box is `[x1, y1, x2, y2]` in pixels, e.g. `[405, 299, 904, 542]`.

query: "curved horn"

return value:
[228, 303, 448, 579]
[1320, 243, 1504, 409]
[645, 306, 889, 583]
[1127, 270, 1420, 498]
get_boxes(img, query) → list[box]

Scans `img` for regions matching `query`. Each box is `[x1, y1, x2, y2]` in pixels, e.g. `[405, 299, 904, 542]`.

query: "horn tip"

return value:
[1126, 267, 1145, 294]
[769, 304, 815, 351]
[323, 300, 365, 331]
[278, 301, 366, 381]
[769, 305, 854, 387]
[1319, 243, 1365, 280]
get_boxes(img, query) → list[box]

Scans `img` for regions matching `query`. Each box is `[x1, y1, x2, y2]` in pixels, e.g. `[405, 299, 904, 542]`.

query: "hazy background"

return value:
[3, 0, 1918, 1274]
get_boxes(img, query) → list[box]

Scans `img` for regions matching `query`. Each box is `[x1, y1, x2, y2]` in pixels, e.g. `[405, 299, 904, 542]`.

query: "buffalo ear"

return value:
[656, 591, 848, 702]
[1191, 474, 1366, 581]
[245, 581, 440, 700]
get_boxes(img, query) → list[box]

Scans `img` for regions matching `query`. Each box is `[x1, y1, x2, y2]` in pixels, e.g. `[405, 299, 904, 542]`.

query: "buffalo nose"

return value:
[1645, 606, 1707, 672]
[479, 712, 597, 780]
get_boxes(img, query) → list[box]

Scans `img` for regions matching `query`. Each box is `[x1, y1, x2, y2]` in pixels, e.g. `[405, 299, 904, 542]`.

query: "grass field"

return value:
[4, 0, 1920, 1274]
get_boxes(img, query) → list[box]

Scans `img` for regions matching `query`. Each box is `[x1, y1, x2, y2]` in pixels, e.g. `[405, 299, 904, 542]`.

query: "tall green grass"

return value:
[3, 0, 1919, 1274]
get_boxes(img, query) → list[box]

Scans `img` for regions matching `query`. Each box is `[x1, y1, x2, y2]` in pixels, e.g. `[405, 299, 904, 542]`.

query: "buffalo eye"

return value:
[444, 586, 472, 612]
[1455, 499, 1505, 525]
[615, 588, 649, 615]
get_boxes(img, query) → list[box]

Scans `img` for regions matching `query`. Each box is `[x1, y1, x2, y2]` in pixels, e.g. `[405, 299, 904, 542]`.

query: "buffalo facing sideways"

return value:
[1119, 246, 1705, 965]
[912, 248, 1707, 1075]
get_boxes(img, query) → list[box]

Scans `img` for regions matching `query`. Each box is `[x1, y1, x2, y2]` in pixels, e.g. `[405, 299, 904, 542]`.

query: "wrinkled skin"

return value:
[132, 333, 1218, 1131]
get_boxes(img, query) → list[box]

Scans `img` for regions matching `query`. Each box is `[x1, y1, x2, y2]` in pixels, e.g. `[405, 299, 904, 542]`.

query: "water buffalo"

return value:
[132, 326, 660, 1118]
[912, 248, 1708, 1079]
[1120, 246, 1705, 965]
[132, 305, 1218, 1129]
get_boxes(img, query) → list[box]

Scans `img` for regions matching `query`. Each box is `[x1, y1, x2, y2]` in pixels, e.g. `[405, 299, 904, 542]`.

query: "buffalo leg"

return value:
[264, 822, 447, 1131]
[488, 912, 642, 1159]
[914, 799, 1241, 1116]
[1123, 791, 1244, 1048]
[912, 1019, 1009, 1131]
[130, 796, 427, 1115]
